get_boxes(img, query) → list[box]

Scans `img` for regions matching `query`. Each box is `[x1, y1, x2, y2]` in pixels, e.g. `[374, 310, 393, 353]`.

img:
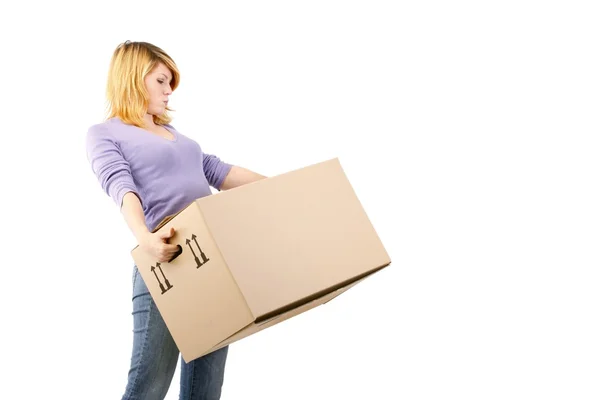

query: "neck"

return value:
[143, 113, 156, 128]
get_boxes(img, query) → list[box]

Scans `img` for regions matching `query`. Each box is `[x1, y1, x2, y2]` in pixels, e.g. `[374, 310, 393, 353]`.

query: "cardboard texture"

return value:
[131, 158, 391, 362]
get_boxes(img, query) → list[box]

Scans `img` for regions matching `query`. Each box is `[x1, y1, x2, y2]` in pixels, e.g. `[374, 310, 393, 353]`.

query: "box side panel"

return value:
[197, 158, 391, 319]
[131, 201, 254, 363]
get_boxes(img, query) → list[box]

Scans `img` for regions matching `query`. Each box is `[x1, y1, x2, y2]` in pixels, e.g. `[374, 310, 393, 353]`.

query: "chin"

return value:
[150, 107, 165, 116]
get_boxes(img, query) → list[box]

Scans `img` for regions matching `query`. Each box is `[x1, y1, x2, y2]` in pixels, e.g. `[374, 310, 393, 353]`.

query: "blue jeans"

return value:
[122, 265, 229, 400]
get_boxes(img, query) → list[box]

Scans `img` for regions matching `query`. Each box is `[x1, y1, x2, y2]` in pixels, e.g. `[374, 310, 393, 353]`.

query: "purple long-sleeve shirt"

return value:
[85, 117, 233, 232]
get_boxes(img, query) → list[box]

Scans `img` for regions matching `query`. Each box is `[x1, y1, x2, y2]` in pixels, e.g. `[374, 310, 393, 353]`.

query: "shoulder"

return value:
[87, 119, 110, 136]
[86, 118, 123, 143]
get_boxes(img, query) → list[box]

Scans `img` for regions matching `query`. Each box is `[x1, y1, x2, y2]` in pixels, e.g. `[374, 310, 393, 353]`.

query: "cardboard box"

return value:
[131, 158, 391, 362]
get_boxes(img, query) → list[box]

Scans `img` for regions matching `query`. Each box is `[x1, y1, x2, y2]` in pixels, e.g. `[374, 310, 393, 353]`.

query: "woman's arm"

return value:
[220, 166, 267, 190]
[121, 191, 152, 243]
[121, 191, 180, 262]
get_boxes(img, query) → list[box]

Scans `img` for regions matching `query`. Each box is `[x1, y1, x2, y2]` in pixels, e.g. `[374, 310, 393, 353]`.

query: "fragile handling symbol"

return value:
[151, 262, 173, 294]
[186, 234, 210, 268]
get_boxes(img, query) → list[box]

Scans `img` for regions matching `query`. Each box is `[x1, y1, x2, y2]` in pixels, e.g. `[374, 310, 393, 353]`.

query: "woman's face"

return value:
[144, 62, 173, 117]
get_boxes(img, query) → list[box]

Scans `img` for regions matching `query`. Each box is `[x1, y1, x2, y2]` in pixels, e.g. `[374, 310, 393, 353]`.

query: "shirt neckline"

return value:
[112, 117, 178, 143]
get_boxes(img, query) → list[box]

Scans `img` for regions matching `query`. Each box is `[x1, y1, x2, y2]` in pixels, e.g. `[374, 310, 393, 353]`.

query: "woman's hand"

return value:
[140, 227, 181, 263]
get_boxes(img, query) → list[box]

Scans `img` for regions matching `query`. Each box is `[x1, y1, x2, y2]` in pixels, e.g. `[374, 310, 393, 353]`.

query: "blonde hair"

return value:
[105, 40, 180, 127]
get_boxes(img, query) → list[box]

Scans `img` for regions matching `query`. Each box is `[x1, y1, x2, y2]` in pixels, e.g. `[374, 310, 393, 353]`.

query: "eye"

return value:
[157, 79, 164, 84]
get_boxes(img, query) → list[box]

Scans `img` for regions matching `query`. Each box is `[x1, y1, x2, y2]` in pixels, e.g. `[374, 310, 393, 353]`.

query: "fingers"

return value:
[159, 227, 175, 240]
[157, 242, 181, 263]
[153, 228, 180, 262]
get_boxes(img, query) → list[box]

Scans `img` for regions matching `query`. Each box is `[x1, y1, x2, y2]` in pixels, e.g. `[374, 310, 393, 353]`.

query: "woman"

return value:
[85, 40, 266, 400]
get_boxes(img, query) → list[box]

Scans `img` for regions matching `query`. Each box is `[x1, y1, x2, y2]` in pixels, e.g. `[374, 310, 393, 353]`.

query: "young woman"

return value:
[86, 40, 266, 400]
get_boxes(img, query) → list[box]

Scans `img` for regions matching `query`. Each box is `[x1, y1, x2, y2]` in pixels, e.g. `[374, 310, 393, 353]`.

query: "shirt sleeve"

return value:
[85, 125, 142, 208]
[203, 153, 233, 190]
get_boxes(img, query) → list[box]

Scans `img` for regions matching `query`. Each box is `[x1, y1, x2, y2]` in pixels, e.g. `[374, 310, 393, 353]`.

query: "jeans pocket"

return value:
[132, 264, 139, 298]
[132, 264, 150, 299]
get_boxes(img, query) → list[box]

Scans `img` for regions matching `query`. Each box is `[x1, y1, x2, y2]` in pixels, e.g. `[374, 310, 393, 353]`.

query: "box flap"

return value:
[196, 158, 391, 319]
[199, 267, 384, 357]
[152, 214, 176, 233]
[150, 200, 193, 233]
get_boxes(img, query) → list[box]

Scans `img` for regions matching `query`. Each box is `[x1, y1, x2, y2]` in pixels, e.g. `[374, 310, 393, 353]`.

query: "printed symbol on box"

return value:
[151, 262, 173, 294]
[186, 234, 209, 268]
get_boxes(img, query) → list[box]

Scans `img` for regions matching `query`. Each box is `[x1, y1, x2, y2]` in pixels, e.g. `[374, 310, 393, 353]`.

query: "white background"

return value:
[1, 1, 599, 399]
